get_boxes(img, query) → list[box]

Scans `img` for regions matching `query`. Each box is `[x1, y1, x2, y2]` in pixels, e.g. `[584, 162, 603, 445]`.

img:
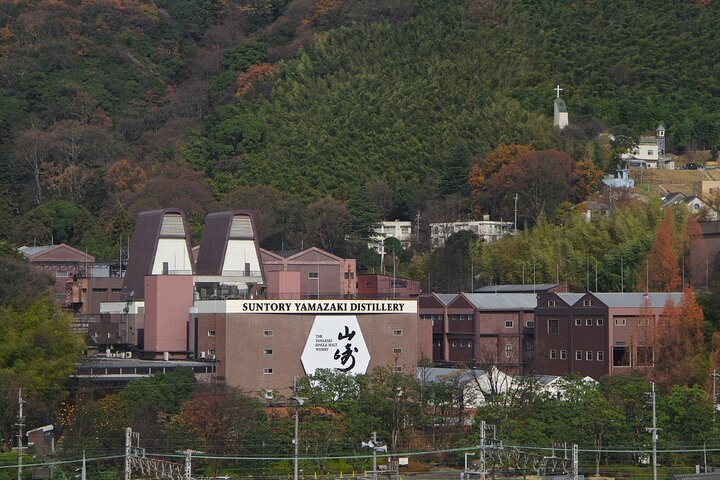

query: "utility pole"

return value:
[712, 370, 720, 423]
[125, 428, 132, 480]
[361, 432, 387, 480]
[646, 382, 659, 480]
[478, 420, 496, 480]
[16, 389, 24, 480]
[415, 211, 421, 244]
[572, 444, 578, 480]
[514, 193, 518, 235]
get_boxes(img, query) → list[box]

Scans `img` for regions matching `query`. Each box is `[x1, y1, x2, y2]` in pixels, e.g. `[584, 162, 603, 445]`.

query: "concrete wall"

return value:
[144, 275, 194, 355]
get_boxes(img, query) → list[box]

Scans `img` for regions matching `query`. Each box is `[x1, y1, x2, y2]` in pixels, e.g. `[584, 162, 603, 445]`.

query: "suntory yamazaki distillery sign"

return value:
[301, 316, 371, 374]
[194, 299, 417, 314]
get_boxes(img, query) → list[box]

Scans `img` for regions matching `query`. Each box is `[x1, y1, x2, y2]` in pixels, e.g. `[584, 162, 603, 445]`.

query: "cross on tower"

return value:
[555, 84, 563, 98]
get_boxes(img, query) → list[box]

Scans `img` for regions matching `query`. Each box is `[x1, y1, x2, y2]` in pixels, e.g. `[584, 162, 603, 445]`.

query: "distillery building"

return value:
[101, 209, 430, 394]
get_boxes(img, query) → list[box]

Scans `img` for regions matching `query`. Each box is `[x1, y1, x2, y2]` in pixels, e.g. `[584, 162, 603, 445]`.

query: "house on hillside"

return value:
[622, 125, 674, 169]
[368, 220, 413, 253]
[430, 218, 513, 249]
[662, 192, 716, 220]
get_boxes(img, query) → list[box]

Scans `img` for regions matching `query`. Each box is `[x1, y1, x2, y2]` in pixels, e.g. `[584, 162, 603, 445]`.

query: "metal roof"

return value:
[462, 293, 537, 310]
[593, 292, 684, 308]
[434, 294, 457, 306]
[555, 293, 584, 305]
[417, 367, 487, 384]
[475, 284, 559, 293]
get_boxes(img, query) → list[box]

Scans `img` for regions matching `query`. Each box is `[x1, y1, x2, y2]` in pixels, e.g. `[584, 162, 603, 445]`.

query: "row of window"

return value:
[250, 329, 404, 337]
[548, 317, 649, 333]
[575, 318, 603, 327]
[306, 271, 355, 279]
[550, 349, 605, 361]
[546, 299, 595, 307]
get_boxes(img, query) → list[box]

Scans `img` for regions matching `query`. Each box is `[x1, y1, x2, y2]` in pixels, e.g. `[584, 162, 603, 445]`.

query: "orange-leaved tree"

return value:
[468, 144, 532, 216]
[651, 289, 705, 392]
[637, 209, 681, 292]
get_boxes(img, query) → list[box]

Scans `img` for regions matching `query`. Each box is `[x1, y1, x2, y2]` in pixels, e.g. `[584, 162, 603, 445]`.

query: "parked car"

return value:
[686, 163, 704, 170]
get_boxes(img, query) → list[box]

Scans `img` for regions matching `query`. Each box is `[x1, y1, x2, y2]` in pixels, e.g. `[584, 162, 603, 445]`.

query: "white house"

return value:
[622, 125, 674, 169]
[368, 220, 412, 253]
[430, 219, 513, 249]
[662, 192, 717, 220]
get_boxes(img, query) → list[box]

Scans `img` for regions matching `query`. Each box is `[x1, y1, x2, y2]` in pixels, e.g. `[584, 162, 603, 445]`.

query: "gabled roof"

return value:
[123, 208, 191, 299]
[284, 247, 343, 263]
[475, 284, 558, 293]
[435, 294, 457, 306]
[592, 292, 683, 308]
[19, 244, 95, 263]
[259, 248, 286, 262]
[555, 293, 584, 306]
[196, 211, 258, 276]
[462, 293, 537, 310]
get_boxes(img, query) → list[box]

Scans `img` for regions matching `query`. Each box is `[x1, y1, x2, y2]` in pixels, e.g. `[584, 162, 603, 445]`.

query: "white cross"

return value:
[555, 84, 563, 98]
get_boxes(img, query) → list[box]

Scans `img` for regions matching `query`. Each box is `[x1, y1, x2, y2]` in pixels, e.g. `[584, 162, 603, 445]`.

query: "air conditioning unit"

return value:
[200, 351, 206, 359]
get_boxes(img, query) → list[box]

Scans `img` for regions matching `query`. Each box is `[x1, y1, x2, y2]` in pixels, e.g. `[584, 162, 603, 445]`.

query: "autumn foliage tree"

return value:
[468, 144, 533, 216]
[483, 149, 576, 224]
[651, 289, 706, 392]
[637, 209, 681, 292]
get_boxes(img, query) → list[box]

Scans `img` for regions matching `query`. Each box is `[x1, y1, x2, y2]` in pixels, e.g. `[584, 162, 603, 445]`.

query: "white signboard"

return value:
[194, 299, 417, 314]
[301, 316, 370, 375]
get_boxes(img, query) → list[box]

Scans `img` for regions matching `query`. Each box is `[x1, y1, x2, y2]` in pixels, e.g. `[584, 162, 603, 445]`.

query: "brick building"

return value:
[418, 293, 536, 372]
[534, 291, 683, 378]
[101, 209, 428, 394]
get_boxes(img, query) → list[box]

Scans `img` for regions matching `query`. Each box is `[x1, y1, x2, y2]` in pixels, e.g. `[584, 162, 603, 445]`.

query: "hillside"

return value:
[2, 0, 720, 259]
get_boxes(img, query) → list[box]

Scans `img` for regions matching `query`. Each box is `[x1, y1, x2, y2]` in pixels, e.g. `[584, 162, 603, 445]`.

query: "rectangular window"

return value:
[264, 349, 273, 355]
[615, 318, 627, 326]
[394, 366, 403, 372]
[547, 300, 558, 307]
[308, 271, 319, 279]
[637, 346, 654, 366]
[596, 318, 604, 326]
[92, 288, 108, 293]
[583, 299, 593, 306]
[613, 346, 631, 366]
[648, 150, 654, 156]
[468, 340, 474, 347]
[393, 348, 403, 354]
[263, 368, 273, 374]
[548, 319, 559, 334]
[575, 318, 582, 326]
[576, 350, 582, 360]
[586, 351, 593, 361]
[393, 329, 403, 336]
[597, 351, 605, 362]
[585, 318, 593, 326]
[550, 349, 557, 360]
[344, 271, 354, 279]
[505, 320, 514, 328]
[526, 320, 535, 328]
[207, 330, 216, 337]
[638, 318, 649, 327]
[560, 350, 567, 360]
[450, 314, 472, 321]
[263, 330, 274, 337]
[451, 340, 457, 347]
[209, 349, 216, 355]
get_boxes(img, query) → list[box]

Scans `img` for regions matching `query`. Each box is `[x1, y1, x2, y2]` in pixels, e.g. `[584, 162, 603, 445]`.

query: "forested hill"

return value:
[1, 0, 720, 259]
[190, 0, 720, 201]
